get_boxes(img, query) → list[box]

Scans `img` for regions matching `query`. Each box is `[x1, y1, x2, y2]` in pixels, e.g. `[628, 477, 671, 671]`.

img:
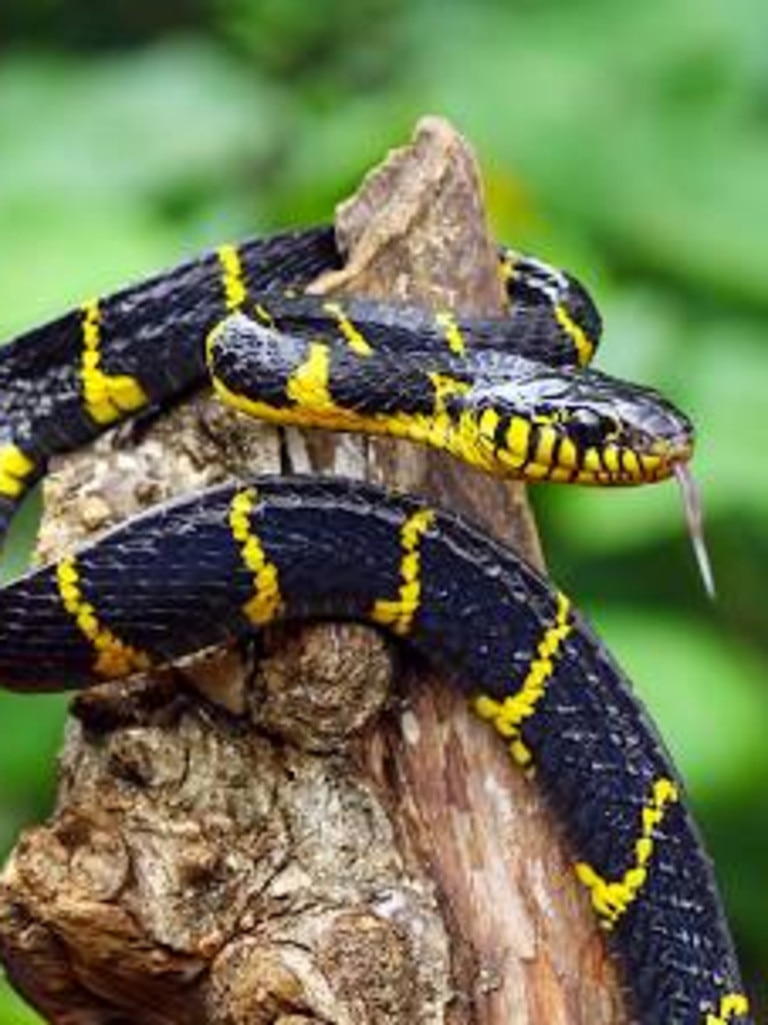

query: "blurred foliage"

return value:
[0, 0, 766, 1017]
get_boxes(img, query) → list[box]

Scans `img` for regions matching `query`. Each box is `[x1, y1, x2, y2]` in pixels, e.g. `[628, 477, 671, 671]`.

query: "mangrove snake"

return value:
[0, 225, 751, 1024]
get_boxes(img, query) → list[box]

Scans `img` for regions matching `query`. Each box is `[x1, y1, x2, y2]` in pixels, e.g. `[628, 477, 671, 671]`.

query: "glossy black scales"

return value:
[0, 223, 751, 1025]
[0, 476, 751, 1025]
[0, 226, 603, 541]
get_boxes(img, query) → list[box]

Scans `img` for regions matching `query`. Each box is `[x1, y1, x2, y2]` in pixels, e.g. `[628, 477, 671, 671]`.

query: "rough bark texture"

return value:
[0, 117, 631, 1024]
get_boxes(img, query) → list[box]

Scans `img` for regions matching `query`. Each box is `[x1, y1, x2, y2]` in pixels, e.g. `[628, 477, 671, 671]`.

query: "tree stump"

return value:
[0, 116, 631, 1024]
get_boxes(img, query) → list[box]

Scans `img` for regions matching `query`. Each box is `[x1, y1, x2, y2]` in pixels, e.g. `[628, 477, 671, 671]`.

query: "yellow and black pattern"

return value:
[205, 311, 688, 489]
[0, 444, 36, 501]
[0, 477, 751, 1025]
[0, 225, 611, 539]
[0, 226, 751, 1024]
[228, 487, 283, 625]
[473, 589, 572, 769]
[575, 775, 679, 929]
[79, 298, 149, 425]
[371, 507, 435, 634]
[501, 248, 597, 366]
[55, 554, 151, 678]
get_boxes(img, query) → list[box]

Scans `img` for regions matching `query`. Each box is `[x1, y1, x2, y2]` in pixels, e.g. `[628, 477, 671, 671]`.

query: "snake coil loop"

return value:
[0, 226, 751, 1024]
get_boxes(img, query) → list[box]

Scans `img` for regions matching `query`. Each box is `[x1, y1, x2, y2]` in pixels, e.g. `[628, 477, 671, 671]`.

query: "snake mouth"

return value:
[510, 434, 695, 486]
[620, 430, 695, 485]
[651, 431, 694, 461]
[642, 432, 695, 481]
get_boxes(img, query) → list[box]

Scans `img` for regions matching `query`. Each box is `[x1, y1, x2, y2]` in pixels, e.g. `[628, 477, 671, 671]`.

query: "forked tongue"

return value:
[673, 463, 715, 599]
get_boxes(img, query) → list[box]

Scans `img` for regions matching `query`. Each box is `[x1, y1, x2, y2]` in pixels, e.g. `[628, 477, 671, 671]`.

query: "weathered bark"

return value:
[0, 117, 631, 1024]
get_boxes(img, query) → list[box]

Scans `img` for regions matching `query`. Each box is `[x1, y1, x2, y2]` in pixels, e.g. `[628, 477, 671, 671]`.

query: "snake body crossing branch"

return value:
[0, 226, 752, 1025]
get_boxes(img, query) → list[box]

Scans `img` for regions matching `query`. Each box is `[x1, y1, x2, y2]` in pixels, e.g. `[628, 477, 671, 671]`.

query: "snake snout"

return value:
[634, 409, 696, 481]
[650, 431, 694, 465]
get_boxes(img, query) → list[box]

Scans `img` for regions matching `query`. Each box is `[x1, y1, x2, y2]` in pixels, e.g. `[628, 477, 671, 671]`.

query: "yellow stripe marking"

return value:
[621, 449, 641, 478]
[208, 326, 569, 486]
[429, 372, 471, 410]
[601, 445, 621, 475]
[208, 326, 347, 430]
[0, 445, 35, 499]
[499, 250, 517, 284]
[582, 447, 602, 473]
[558, 436, 578, 470]
[473, 592, 572, 768]
[575, 470, 610, 485]
[705, 993, 750, 1024]
[435, 310, 467, 356]
[285, 342, 337, 415]
[218, 243, 248, 311]
[209, 328, 465, 459]
[535, 424, 558, 466]
[522, 463, 551, 481]
[254, 302, 275, 327]
[501, 416, 532, 470]
[371, 509, 435, 636]
[575, 777, 679, 929]
[323, 301, 373, 356]
[478, 407, 500, 443]
[80, 299, 148, 425]
[554, 302, 595, 367]
[423, 373, 469, 451]
[229, 489, 282, 625]
[56, 555, 151, 678]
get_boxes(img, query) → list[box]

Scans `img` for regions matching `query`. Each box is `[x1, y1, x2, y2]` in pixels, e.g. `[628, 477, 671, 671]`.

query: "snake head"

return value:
[501, 363, 714, 595]
[466, 358, 694, 485]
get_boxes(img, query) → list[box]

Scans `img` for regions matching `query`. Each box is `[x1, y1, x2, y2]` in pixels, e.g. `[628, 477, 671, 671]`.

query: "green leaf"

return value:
[583, 607, 768, 800]
[0, 977, 43, 1025]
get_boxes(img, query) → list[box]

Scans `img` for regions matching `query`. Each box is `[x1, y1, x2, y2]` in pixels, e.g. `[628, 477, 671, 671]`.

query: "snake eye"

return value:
[569, 408, 621, 444]
[600, 413, 621, 441]
[571, 407, 601, 430]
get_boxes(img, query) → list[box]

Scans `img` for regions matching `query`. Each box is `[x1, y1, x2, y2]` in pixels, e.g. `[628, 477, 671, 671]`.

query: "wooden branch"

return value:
[0, 117, 631, 1024]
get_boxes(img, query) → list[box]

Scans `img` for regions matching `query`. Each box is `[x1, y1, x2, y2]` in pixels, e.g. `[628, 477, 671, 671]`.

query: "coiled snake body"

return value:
[0, 225, 752, 1024]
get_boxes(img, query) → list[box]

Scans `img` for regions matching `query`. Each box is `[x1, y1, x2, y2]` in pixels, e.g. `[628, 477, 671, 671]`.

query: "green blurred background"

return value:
[0, 0, 766, 1019]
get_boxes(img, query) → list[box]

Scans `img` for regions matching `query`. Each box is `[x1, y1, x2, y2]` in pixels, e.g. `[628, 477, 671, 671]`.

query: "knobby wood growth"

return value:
[0, 116, 630, 1024]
